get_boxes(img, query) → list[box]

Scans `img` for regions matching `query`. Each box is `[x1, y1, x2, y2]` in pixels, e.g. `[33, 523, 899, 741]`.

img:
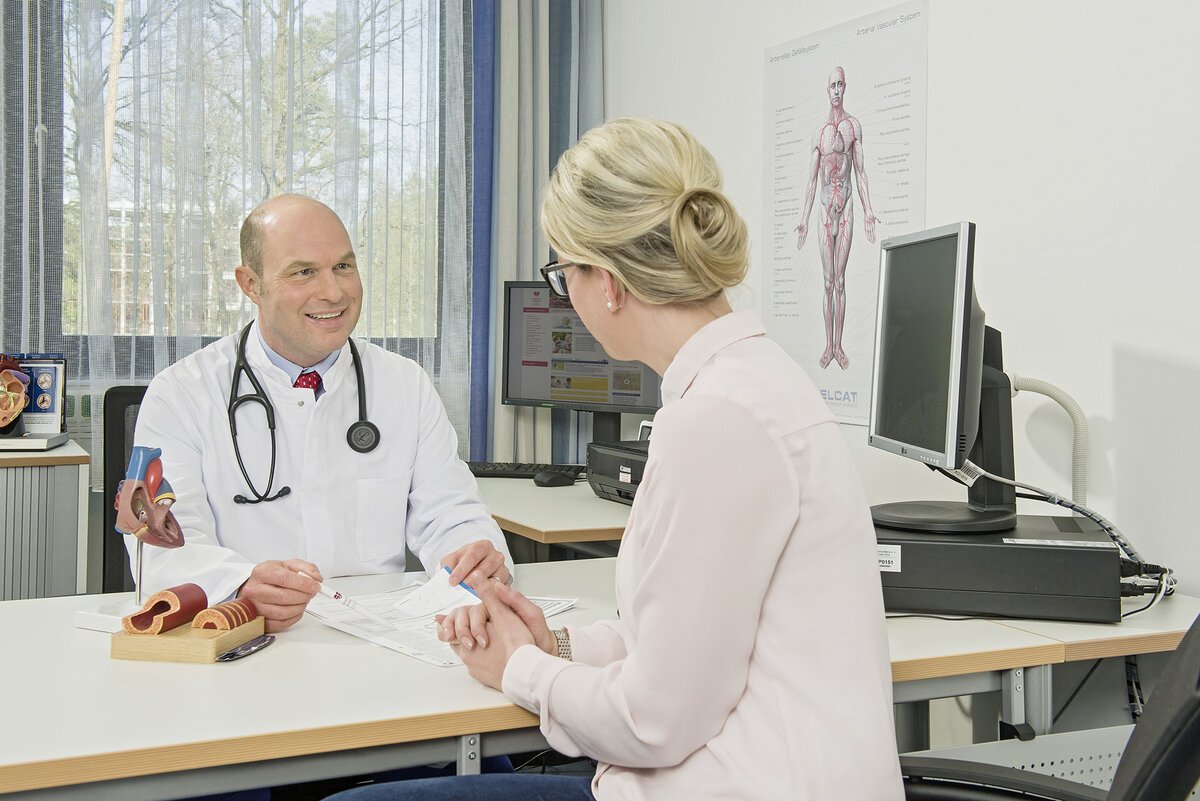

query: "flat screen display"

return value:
[501, 282, 662, 415]
[872, 233, 960, 454]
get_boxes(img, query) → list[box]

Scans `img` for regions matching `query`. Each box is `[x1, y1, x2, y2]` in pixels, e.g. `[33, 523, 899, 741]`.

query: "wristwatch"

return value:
[552, 627, 572, 661]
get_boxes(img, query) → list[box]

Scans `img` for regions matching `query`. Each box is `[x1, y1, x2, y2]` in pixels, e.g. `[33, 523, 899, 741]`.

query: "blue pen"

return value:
[444, 565, 478, 597]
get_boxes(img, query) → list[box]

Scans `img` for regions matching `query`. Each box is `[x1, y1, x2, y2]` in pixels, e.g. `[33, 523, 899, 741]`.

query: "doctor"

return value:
[131, 194, 512, 632]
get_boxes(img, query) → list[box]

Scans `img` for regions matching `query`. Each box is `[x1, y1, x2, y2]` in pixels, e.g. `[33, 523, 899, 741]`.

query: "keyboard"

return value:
[467, 461, 586, 480]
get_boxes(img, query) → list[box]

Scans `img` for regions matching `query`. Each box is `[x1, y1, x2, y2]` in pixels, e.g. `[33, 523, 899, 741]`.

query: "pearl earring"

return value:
[606, 300, 613, 311]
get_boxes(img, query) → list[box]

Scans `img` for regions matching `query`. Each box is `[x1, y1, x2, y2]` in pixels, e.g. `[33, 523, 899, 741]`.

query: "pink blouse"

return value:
[503, 311, 903, 800]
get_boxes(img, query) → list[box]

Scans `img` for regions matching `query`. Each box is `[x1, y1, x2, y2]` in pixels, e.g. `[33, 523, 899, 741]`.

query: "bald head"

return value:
[240, 194, 344, 278]
[233, 192, 361, 368]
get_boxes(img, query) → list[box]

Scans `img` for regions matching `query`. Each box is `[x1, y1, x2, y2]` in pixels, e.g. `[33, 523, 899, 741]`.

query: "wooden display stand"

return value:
[111, 617, 264, 664]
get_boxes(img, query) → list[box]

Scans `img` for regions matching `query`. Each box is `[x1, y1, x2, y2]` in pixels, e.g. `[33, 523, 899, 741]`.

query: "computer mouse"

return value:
[533, 470, 577, 488]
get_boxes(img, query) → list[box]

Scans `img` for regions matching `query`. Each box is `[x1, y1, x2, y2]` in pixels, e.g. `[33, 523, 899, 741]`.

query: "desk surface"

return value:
[3, 556, 1196, 798]
[886, 616, 1063, 683]
[996, 594, 1200, 661]
[0, 439, 89, 468]
[886, 594, 1200, 683]
[0, 560, 616, 796]
[477, 477, 629, 544]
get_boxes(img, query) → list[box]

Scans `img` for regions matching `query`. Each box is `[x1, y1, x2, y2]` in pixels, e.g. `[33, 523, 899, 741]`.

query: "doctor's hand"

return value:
[237, 558, 323, 633]
[448, 580, 540, 690]
[441, 539, 511, 588]
[437, 580, 554, 656]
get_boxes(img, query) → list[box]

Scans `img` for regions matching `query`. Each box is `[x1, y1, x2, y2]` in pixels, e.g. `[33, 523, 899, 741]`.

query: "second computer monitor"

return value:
[868, 221, 984, 471]
[867, 221, 1017, 533]
[501, 281, 661, 442]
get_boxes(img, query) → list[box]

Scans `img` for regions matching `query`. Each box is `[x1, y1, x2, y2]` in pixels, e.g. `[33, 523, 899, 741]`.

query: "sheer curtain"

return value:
[1, 2, 64, 419]
[481, 0, 605, 465]
[55, 0, 475, 486]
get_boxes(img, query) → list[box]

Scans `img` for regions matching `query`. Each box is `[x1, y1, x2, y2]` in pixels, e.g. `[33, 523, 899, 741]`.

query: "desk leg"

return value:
[999, 665, 1052, 739]
[894, 701, 930, 752]
[457, 734, 482, 775]
[1024, 664, 1052, 735]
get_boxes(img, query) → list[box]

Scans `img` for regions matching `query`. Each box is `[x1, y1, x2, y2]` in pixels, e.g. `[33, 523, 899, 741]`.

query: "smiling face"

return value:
[236, 196, 362, 368]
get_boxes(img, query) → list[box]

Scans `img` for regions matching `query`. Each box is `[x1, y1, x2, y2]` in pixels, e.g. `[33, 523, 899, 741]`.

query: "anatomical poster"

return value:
[763, 1, 927, 424]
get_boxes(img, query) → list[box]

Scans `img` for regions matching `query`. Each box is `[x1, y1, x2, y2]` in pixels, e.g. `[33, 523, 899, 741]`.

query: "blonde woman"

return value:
[328, 118, 902, 801]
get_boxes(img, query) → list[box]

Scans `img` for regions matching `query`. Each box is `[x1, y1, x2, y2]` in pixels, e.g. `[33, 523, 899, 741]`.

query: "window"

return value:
[1, 0, 475, 473]
[62, 0, 456, 371]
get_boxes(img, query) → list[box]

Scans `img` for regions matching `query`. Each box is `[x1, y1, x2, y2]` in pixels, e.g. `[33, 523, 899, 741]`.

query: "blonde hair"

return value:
[540, 118, 749, 305]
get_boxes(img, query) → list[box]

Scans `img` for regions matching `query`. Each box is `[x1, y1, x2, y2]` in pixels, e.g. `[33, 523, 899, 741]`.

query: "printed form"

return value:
[306, 577, 575, 667]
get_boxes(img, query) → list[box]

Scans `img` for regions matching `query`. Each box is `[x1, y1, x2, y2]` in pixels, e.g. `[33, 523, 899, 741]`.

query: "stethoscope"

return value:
[228, 323, 381, 504]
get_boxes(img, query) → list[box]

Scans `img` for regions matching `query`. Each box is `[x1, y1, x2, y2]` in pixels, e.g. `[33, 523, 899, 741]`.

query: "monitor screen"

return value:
[501, 281, 662, 416]
[868, 222, 982, 470]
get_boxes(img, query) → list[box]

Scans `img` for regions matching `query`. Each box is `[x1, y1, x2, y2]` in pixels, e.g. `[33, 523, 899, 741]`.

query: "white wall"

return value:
[604, 1, 1200, 593]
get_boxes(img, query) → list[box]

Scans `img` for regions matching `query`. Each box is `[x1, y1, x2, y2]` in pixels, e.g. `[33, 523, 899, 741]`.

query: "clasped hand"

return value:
[437, 579, 556, 689]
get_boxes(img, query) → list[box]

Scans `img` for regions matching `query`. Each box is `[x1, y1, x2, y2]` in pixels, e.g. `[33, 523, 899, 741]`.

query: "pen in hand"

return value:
[299, 570, 397, 630]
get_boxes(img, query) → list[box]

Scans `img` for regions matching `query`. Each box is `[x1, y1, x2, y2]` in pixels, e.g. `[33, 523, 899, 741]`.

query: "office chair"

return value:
[901, 611, 1200, 801]
[102, 385, 147, 593]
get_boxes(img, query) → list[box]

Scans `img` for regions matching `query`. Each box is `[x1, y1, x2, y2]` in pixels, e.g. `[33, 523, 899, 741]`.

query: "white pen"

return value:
[300, 571, 397, 630]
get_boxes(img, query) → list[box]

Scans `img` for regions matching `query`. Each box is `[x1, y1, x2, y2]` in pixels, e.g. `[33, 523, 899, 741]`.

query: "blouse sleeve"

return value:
[502, 395, 802, 767]
[564, 618, 628, 666]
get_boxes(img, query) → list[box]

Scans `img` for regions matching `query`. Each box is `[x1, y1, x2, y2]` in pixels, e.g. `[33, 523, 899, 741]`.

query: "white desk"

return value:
[2, 555, 1196, 800]
[472, 479, 1200, 737]
[997, 594, 1200, 662]
[477, 478, 628, 544]
[0, 559, 616, 800]
[887, 594, 1200, 746]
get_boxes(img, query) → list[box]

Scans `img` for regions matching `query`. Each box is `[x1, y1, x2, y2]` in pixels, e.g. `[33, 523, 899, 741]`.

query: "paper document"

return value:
[306, 579, 576, 667]
[392, 570, 478, 618]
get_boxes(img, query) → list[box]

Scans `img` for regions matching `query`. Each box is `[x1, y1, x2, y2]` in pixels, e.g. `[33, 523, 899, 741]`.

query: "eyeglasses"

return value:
[540, 260, 586, 299]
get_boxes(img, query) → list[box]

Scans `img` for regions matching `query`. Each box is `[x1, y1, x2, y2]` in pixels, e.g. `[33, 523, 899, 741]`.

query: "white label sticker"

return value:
[878, 544, 902, 573]
[619, 465, 632, 484]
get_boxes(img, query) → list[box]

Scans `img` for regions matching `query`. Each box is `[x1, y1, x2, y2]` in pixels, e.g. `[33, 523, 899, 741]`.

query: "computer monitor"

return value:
[867, 222, 1017, 533]
[501, 281, 662, 443]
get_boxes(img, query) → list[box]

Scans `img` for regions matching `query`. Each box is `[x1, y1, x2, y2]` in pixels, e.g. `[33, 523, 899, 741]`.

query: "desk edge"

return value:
[492, 515, 623, 545]
[892, 642, 1064, 683]
[0, 706, 538, 793]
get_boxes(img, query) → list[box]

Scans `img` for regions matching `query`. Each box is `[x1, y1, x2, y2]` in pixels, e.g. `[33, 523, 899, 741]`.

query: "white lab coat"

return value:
[129, 321, 510, 603]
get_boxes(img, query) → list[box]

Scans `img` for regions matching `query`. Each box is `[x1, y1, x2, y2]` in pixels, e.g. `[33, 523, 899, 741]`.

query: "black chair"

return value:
[902, 611, 1200, 801]
[102, 385, 147, 593]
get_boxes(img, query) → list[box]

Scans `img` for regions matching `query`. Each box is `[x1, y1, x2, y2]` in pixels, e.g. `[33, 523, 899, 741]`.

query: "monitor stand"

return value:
[592, 411, 621, 444]
[872, 500, 1017, 533]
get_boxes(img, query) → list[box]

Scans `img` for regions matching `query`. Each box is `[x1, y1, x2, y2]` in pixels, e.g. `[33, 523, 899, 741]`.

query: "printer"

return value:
[586, 439, 650, 505]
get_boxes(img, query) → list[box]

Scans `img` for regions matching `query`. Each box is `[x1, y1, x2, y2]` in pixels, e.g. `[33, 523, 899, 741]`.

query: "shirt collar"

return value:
[660, 310, 766, 404]
[255, 321, 341, 385]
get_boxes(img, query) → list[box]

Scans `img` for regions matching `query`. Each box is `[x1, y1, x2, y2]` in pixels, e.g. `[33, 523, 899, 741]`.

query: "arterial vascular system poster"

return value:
[763, 1, 928, 424]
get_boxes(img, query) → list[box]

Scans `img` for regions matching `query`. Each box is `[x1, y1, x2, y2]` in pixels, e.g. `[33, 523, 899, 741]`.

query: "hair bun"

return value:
[669, 186, 748, 294]
[540, 117, 749, 305]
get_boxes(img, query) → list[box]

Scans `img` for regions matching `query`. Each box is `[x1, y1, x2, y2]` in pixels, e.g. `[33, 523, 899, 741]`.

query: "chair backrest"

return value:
[102, 385, 147, 593]
[1108, 609, 1200, 801]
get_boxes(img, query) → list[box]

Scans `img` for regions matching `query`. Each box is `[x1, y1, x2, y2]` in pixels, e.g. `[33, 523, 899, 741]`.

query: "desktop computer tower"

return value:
[876, 514, 1123, 623]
